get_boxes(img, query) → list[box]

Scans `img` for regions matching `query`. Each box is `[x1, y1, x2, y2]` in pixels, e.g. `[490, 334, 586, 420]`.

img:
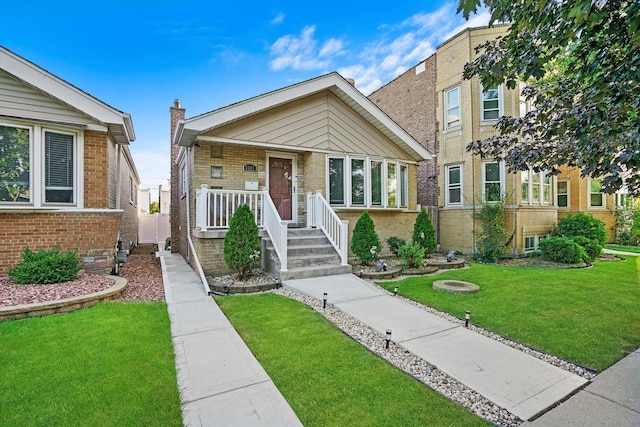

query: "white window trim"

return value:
[0, 120, 83, 208]
[480, 84, 503, 123]
[588, 178, 606, 209]
[327, 155, 347, 206]
[524, 234, 548, 254]
[482, 161, 505, 203]
[180, 164, 187, 197]
[557, 180, 569, 209]
[444, 86, 461, 131]
[326, 155, 408, 209]
[520, 169, 552, 205]
[445, 164, 463, 206]
[399, 165, 408, 208]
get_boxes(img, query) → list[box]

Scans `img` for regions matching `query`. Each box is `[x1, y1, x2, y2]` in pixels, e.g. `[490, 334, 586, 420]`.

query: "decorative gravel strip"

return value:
[274, 287, 523, 427]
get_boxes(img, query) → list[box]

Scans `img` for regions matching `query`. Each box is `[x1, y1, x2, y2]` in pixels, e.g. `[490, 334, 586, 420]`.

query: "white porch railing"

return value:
[196, 185, 264, 229]
[195, 185, 287, 271]
[307, 190, 348, 265]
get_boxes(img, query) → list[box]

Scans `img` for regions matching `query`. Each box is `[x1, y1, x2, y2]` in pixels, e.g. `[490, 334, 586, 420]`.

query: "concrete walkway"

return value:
[524, 348, 640, 426]
[160, 252, 302, 427]
[282, 274, 589, 422]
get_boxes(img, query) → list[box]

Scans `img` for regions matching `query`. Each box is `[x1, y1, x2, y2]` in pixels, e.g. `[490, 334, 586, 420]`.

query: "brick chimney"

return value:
[169, 99, 185, 253]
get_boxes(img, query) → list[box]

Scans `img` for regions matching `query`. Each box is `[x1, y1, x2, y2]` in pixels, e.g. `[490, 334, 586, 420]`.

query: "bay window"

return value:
[327, 155, 409, 208]
[0, 122, 79, 207]
[521, 169, 552, 205]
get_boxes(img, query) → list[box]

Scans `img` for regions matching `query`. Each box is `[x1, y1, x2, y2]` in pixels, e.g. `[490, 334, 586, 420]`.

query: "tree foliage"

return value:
[458, 0, 640, 196]
[350, 211, 381, 265]
[0, 126, 30, 202]
[149, 201, 160, 214]
[223, 204, 261, 280]
[412, 208, 437, 254]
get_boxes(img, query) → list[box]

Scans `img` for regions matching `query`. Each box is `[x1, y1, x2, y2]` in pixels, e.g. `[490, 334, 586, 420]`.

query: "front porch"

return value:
[194, 185, 350, 280]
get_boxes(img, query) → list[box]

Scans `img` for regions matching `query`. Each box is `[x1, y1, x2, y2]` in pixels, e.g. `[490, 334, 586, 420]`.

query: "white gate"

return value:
[139, 213, 171, 245]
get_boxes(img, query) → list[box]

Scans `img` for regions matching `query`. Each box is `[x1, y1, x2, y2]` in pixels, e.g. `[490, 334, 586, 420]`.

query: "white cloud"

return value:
[269, 26, 337, 71]
[442, 11, 491, 42]
[271, 13, 285, 25]
[319, 38, 345, 58]
[129, 149, 170, 189]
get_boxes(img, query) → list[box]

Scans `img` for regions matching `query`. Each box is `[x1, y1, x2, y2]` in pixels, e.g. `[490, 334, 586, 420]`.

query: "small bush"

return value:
[555, 212, 607, 245]
[9, 247, 81, 284]
[571, 236, 602, 261]
[397, 243, 426, 269]
[386, 236, 406, 256]
[223, 204, 261, 280]
[539, 237, 586, 264]
[412, 209, 437, 254]
[351, 211, 381, 265]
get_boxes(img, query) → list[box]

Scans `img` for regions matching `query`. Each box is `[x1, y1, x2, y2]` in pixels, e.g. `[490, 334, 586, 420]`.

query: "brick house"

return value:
[170, 72, 432, 279]
[0, 46, 140, 275]
[371, 25, 619, 255]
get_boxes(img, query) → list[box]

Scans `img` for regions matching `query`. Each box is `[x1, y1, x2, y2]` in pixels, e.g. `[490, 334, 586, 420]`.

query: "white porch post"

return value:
[196, 184, 209, 229]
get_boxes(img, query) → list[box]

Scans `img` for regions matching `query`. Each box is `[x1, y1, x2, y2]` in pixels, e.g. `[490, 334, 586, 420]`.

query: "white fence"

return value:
[139, 213, 171, 245]
[307, 191, 348, 265]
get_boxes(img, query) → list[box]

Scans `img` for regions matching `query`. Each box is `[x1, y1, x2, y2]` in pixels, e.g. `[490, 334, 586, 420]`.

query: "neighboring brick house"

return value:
[170, 73, 432, 278]
[371, 25, 619, 255]
[0, 46, 140, 275]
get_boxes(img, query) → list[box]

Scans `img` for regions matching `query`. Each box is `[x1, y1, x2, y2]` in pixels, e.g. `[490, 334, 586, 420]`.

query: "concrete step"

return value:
[279, 264, 352, 281]
[287, 243, 337, 257]
[287, 253, 342, 269]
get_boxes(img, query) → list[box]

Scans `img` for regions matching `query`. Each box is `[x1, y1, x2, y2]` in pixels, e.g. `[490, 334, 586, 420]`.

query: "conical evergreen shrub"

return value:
[223, 204, 261, 280]
[412, 208, 437, 254]
[351, 211, 381, 265]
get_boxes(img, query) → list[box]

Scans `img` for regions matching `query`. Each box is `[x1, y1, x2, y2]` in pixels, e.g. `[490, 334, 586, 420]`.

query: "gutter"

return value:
[184, 146, 212, 296]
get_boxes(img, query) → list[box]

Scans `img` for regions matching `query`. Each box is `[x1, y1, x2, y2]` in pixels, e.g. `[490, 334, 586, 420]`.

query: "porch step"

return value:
[263, 227, 348, 280]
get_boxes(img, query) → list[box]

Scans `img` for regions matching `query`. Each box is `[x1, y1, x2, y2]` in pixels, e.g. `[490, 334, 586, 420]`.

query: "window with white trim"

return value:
[444, 87, 460, 129]
[589, 178, 604, 208]
[481, 86, 501, 121]
[327, 155, 408, 208]
[0, 122, 80, 207]
[482, 161, 503, 202]
[446, 165, 462, 205]
[180, 164, 187, 197]
[519, 81, 535, 117]
[520, 169, 552, 205]
[557, 180, 568, 208]
[524, 234, 548, 253]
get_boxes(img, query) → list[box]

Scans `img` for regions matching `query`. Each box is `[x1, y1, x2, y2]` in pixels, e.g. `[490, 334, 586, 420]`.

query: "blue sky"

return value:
[0, 1, 488, 193]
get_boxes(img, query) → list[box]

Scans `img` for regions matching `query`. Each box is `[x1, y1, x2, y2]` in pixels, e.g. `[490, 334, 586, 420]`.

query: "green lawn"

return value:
[218, 293, 490, 427]
[606, 244, 640, 254]
[380, 256, 640, 371]
[0, 303, 182, 427]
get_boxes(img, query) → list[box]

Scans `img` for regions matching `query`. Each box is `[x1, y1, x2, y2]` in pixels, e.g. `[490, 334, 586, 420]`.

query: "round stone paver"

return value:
[432, 280, 479, 294]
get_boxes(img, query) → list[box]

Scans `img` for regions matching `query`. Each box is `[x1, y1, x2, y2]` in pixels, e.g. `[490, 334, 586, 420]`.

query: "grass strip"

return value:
[217, 292, 490, 427]
[0, 302, 182, 427]
[380, 256, 640, 371]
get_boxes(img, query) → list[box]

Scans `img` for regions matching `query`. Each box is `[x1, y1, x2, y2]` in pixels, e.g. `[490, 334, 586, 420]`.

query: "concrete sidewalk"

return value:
[160, 252, 302, 427]
[283, 274, 589, 422]
[525, 348, 640, 426]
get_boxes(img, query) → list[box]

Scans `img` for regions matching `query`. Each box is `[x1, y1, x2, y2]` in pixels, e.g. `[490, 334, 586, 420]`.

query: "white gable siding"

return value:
[0, 69, 97, 126]
[207, 91, 412, 160]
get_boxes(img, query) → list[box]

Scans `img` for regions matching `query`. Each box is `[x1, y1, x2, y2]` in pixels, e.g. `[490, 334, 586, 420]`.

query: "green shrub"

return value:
[9, 247, 81, 284]
[539, 237, 586, 264]
[386, 236, 406, 256]
[571, 236, 602, 261]
[412, 209, 437, 254]
[555, 212, 607, 245]
[223, 204, 261, 280]
[397, 243, 426, 269]
[613, 206, 640, 246]
[351, 211, 381, 265]
[472, 199, 511, 263]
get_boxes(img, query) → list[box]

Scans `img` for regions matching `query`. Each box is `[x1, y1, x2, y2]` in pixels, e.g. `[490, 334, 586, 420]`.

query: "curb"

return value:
[0, 276, 127, 322]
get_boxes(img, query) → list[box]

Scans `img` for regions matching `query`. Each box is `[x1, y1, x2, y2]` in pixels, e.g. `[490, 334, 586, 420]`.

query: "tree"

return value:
[223, 204, 261, 280]
[458, 0, 640, 196]
[412, 208, 437, 254]
[149, 201, 160, 214]
[350, 211, 381, 265]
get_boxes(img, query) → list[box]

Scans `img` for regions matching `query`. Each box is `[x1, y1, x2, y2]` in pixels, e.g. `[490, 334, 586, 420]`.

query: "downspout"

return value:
[185, 146, 211, 296]
[115, 144, 122, 209]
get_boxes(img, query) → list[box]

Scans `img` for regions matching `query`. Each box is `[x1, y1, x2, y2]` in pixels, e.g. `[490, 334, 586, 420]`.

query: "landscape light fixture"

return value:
[465, 310, 471, 328]
[385, 329, 392, 349]
[323, 292, 328, 309]
[393, 285, 398, 296]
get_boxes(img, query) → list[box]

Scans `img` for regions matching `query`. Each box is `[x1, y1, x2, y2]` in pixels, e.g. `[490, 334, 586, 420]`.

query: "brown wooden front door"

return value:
[269, 157, 293, 220]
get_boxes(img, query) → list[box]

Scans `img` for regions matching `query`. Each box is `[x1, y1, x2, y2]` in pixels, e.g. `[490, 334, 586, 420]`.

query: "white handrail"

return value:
[262, 191, 288, 272]
[307, 191, 348, 265]
[196, 185, 263, 229]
